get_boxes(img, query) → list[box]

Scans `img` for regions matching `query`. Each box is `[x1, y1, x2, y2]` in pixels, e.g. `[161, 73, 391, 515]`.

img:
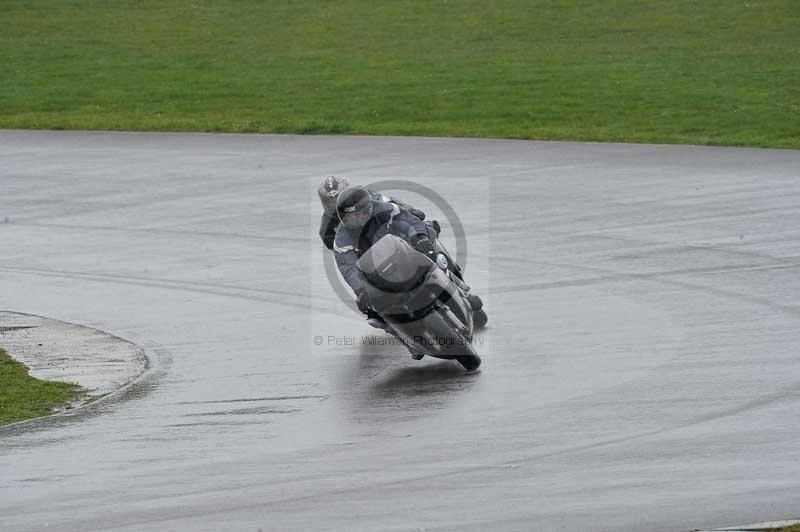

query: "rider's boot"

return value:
[366, 309, 387, 329]
[466, 293, 483, 311]
[408, 345, 425, 360]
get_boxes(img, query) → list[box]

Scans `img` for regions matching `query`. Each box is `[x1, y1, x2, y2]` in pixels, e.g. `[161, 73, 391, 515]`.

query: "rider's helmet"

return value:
[336, 186, 374, 230]
[318, 176, 350, 216]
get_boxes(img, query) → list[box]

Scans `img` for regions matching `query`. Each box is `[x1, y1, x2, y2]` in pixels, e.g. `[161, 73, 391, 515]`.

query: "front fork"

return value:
[436, 301, 473, 343]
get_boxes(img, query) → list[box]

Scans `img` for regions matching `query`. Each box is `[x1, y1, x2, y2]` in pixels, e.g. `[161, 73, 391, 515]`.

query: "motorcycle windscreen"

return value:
[357, 235, 432, 294]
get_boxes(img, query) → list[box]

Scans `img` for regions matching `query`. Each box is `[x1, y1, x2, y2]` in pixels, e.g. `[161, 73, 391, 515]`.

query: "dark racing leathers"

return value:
[333, 201, 429, 295]
[319, 191, 425, 250]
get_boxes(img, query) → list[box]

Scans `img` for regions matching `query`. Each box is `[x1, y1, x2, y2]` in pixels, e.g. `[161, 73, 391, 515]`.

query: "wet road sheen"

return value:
[1, 131, 799, 531]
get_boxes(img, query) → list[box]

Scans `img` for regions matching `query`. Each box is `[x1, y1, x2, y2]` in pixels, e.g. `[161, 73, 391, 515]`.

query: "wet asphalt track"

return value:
[1, 130, 799, 532]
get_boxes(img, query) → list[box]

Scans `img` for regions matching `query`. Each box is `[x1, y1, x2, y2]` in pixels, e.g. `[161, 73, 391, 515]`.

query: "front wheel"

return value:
[457, 353, 481, 372]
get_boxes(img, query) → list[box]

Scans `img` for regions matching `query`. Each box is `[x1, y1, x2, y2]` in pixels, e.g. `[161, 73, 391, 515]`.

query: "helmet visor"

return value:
[340, 200, 373, 229]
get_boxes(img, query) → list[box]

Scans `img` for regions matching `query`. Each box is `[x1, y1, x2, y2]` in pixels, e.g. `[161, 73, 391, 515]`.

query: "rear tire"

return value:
[457, 354, 482, 372]
[473, 308, 488, 328]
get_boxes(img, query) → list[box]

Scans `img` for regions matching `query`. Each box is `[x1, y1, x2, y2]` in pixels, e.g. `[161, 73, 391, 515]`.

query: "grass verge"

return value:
[1, 1, 798, 148]
[0, 347, 86, 425]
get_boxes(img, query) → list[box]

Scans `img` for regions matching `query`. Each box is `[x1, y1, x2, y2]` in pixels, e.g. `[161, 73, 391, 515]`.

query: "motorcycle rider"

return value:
[317, 176, 428, 251]
[333, 186, 437, 329]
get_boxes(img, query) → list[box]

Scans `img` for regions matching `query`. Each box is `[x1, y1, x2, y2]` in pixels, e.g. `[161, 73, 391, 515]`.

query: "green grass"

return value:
[0, 347, 86, 425]
[1, 0, 799, 147]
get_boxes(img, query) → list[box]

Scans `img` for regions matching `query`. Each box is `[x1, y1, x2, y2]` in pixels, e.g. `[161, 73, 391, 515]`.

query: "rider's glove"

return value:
[355, 288, 371, 314]
[414, 236, 435, 256]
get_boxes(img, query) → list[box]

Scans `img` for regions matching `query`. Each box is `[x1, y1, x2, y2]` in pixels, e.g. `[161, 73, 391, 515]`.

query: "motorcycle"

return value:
[356, 234, 486, 371]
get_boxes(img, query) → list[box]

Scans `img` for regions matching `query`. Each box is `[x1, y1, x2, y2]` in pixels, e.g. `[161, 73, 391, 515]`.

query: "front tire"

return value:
[457, 354, 482, 372]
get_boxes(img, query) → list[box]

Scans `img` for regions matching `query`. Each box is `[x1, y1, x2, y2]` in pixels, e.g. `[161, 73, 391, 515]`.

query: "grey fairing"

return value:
[357, 235, 475, 358]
